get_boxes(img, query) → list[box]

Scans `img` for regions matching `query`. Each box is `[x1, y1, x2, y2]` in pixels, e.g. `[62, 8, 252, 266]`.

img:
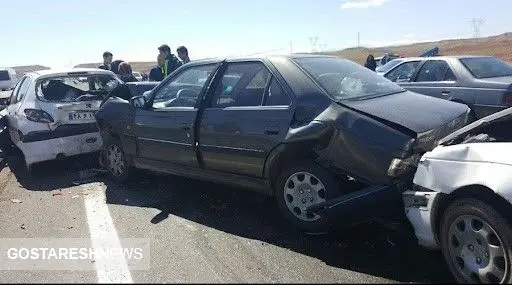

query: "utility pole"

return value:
[289, 41, 293, 54]
[470, 17, 485, 38]
[357, 32, 360, 47]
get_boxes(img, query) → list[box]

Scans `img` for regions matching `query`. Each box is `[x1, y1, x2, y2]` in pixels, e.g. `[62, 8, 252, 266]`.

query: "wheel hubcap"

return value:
[283, 172, 326, 222]
[447, 214, 508, 283]
[106, 144, 125, 177]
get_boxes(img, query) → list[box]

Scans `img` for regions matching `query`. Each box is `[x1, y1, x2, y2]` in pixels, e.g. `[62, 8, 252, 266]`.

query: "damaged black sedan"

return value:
[95, 55, 472, 232]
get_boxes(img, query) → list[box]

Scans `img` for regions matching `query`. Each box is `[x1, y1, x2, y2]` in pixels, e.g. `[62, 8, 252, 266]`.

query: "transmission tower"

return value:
[309, 36, 319, 52]
[470, 17, 485, 38]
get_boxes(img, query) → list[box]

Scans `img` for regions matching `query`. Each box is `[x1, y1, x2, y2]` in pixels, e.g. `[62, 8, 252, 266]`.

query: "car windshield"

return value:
[460, 57, 512, 79]
[36, 74, 120, 102]
[294, 57, 405, 100]
[0, 70, 10, 80]
[376, 59, 403, 73]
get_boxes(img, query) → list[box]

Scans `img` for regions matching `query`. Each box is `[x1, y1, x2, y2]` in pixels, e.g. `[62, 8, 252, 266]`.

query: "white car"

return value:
[403, 107, 512, 284]
[4, 68, 121, 170]
[132, 71, 143, 81]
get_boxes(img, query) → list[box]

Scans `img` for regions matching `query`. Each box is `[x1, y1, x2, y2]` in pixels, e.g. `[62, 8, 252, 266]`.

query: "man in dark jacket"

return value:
[158, 44, 182, 78]
[149, 53, 165, 81]
[98, 51, 113, 70]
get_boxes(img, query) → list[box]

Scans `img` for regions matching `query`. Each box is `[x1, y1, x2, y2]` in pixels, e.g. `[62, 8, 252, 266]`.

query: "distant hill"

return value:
[320, 32, 512, 64]
[11, 65, 50, 75]
[74, 62, 155, 74]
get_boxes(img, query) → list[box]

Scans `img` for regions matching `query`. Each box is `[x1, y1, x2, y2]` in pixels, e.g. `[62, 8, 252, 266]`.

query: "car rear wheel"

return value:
[440, 198, 512, 284]
[104, 138, 132, 183]
[275, 161, 342, 233]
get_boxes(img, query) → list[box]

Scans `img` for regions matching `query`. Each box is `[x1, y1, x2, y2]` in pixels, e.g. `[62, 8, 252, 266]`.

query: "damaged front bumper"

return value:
[402, 188, 442, 249]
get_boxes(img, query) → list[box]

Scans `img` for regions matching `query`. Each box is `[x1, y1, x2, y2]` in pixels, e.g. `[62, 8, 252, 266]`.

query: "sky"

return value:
[2, 0, 512, 68]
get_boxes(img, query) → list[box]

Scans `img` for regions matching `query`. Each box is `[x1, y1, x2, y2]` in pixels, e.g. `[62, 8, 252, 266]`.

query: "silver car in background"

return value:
[381, 56, 512, 119]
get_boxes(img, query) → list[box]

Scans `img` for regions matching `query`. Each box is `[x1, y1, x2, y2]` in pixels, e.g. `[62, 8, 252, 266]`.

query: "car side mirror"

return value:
[130, 95, 147, 108]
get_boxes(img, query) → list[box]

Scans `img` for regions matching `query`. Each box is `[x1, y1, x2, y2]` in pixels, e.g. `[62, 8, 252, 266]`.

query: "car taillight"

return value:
[24, 109, 54, 123]
[502, 92, 512, 106]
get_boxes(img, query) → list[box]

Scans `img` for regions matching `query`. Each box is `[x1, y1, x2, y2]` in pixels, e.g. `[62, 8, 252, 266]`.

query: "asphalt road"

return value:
[0, 149, 455, 283]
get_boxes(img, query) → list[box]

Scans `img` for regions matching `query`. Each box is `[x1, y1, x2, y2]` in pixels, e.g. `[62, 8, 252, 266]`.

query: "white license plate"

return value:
[68, 112, 95, 121]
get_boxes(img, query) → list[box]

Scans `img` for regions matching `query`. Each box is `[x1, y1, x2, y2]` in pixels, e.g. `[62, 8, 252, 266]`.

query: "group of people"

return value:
[98, 44, 191, 82]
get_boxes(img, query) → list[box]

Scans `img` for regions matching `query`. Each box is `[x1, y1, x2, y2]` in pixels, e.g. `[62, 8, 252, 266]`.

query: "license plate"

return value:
[68, 112, 95, 121]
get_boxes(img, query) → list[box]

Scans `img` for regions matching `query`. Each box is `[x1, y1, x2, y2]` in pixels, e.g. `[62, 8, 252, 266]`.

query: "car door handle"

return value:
[180, 123, 191, 131]
[441, 91, 450, 96]
[264, 126, 280, 136]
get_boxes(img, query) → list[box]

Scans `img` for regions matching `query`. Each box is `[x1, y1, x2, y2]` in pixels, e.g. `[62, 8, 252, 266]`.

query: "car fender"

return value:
[413, 143, 512, 203]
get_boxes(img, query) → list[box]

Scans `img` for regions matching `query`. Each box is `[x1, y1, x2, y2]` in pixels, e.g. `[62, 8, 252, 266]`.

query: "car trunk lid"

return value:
[342, 90, 471, 152]
[39, 100, 102, 128]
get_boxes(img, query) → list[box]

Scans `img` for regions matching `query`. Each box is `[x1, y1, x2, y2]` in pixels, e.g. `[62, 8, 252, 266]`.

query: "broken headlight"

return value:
[387, 154, 421, 177]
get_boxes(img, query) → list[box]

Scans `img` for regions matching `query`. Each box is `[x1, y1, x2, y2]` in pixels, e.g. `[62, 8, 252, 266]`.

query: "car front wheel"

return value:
[103, 138, 132, 183]
[275, 161, 342, 233]
[440, 198, 512, 284]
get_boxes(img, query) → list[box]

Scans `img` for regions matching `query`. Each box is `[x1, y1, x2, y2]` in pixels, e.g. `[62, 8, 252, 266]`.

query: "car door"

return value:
[198, 60, 294, 177]
[384, 60, 421, 83]
[404, 60, 458, 100]
[133, 63, 219, 167]
[6, 76, 31, 143]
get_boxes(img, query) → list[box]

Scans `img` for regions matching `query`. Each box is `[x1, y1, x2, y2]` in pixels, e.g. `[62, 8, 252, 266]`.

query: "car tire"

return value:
[103, 137, 133, 183]
[274, 161, 342, 233]
[440, 198, 512, 284]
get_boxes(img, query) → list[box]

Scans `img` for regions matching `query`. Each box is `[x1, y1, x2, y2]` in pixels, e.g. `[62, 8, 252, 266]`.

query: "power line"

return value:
[470, 17, 485, 38]
[309, 36, 319, 52]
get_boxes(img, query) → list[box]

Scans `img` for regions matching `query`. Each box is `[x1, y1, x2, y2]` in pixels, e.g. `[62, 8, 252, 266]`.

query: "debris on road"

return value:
[10, 199, 22, 203]
[52, 191, 63, 197]
[72, 195, 80, 199]
[20, 224, 26, 229]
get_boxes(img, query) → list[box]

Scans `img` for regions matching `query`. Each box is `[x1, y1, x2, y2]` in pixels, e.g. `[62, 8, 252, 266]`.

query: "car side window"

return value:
[151, 64, 217, 109]
[264, 77, 292, 106]
[385, 61, 420, 82]
[9, 78, 24, 105]
[415, 60, 455, 82]
[211, 62, 271, 108]
[16, 77, 32, 102]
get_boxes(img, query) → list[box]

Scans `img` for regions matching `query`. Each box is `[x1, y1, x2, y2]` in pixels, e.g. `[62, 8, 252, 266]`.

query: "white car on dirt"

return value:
[3, 68, 121, 171]
[403, 107, 512, 284]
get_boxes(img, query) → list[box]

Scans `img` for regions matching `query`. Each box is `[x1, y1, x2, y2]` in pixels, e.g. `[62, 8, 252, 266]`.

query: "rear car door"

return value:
[404, 60, 458, 99]
[133, 63, 219, 167]
[198, 61, 294, 177]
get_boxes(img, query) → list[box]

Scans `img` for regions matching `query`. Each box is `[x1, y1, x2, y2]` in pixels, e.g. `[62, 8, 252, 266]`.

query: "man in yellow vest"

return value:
[158, 44, 182, 78]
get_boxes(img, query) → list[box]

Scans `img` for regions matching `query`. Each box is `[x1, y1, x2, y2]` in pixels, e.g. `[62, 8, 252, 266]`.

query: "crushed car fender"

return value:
[414, 143, 512, 202]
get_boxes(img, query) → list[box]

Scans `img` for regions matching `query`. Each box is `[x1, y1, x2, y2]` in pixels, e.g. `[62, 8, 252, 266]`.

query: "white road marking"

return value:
[83, 183, 133, 283]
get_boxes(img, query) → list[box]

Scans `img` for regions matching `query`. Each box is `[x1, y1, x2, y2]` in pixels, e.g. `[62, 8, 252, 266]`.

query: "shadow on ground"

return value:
[2, 148, 101, 191]
[102, 172, 454, 283]
[7, 152, 453, 283]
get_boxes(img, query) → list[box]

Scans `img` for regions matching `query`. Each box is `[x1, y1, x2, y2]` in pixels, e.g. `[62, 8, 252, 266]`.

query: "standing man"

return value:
[158, 44, 182, 78]
[149, 54, 165, 82]
[176, 46, 191, 64]
[98, 51, 113, 70]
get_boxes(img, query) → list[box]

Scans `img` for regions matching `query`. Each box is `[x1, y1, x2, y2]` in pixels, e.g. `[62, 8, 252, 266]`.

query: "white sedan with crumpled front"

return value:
[4, 68, 121, 171]
[403, 107, 512, 284]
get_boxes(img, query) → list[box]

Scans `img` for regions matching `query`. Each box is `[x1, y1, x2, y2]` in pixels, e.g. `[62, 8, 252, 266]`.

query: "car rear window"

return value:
[293, 57, 405, 100]
[0, 71, 10, 81]
[376, 59, 402, 73]
[36, 74, 120, 102]
[460, 57, 512, 79]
